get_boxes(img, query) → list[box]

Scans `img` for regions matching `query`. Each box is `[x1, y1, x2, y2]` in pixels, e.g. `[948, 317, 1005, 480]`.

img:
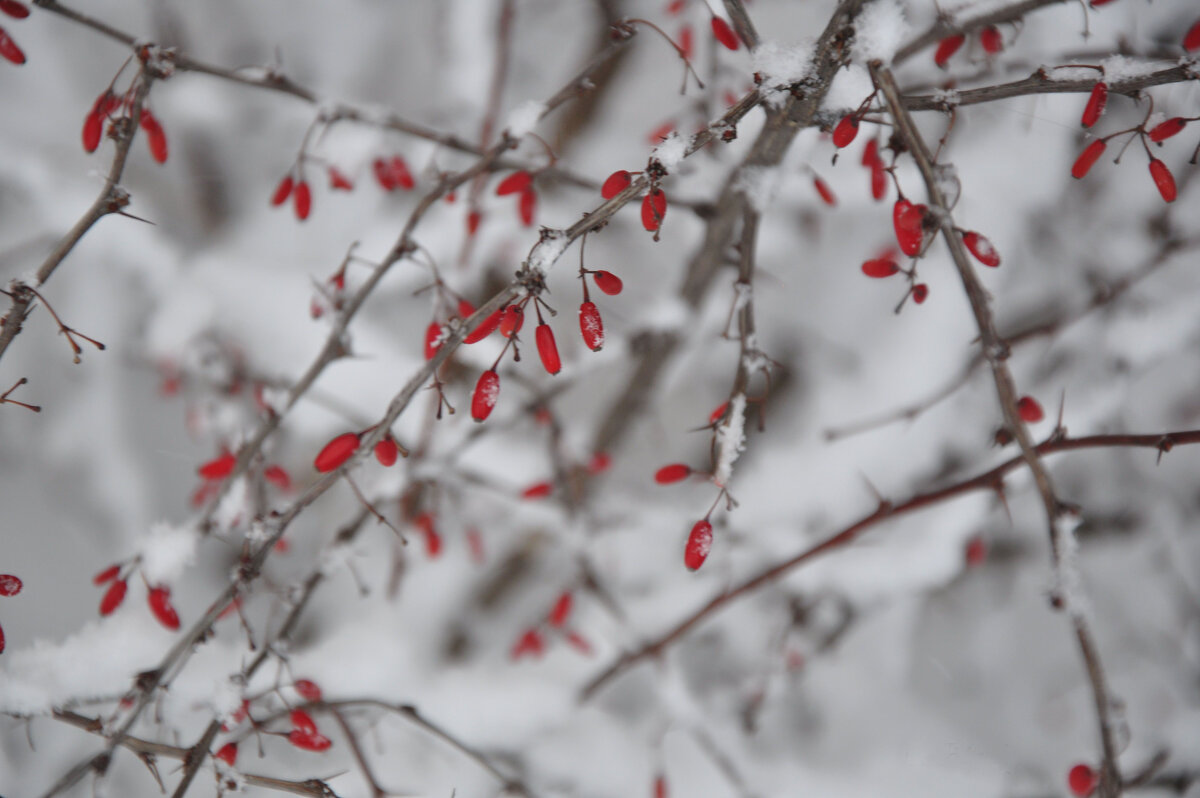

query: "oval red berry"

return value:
[463, 307, 503, 344]
[518, 187, 537, 227]
[601, 170, 632, 199]
[832, 115, 858, 148]
[535, 323, 561, 375]
[0, 1, 29, 19]
[710, 16, 739, 50]
[215, 742, 238, 766]
[424, 321, 442, 361]
[0, 574, 21, 596]
[495, 170, 532, 196]
[962, 231, 1000, 267]
[592, 270, 623, 295]
[147, 586, 181, 630]
[1149, 158, 1176, 203]
[374, 438, 399, 467]
[1148, 117, 1186, 143]
[313, 432, 360, 472]
[198, 452, 237, 481]
[294, 679, 323, 702]
[813, 176, 836, 206]
[139, 110, 168, 164]
[471, 370, 500, 422]
[861, 258, 900, 278]
[655, 463, 692, 484]
[0, 29, 24, 65]
[499, 305, 524, 338]
[1080, 82, 1108, 128]
[684, 520, 714, 571]
[100, 579, 128, 616]
[979, 25, 1003, 54]
[1067, 764, 1096, 797]
[1071, 140, 1106, 179]
[271, 175, 294, 207]
[642, 189, 667, 232]
[1016, 396, 1044, 423]
[579, 301, 604, 351]
[934, 34, 965, 67]
[93, 564, 121, 585]
[548, 592, 572, 627]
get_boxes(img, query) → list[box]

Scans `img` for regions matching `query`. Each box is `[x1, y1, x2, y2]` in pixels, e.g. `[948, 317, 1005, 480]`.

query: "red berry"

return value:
[518, 187, 537, 227]
[579, 301, 604, 351]
[684, 520, 714, 571]
[871, 163, 888, 201]
[655, 463, 692, 484]
[139, 110, 168, 163]
[832, 115, 858, 148]
[980, 25, 1003, 54]
[1184, 19, 1200, 51]
[264, 465, 292, 491]
[1148, 117, 1187, 143]
[592, 270, 623, 295]
[499, 305, 525, 338]
[565, 631, 592, 655]
[933, 34, 965, 67]
[588, 451, 612, 474]
[0, 1, 29, 19]
[666, 0, 686, 14]
[1067, 764, 1097, 797]
[964, 535, 987, 566]
[710, 16, 739, 50]
[313, 432, 361, 472]
[93, 564, 121, 585]
[198, 451, 237, 481]
[390, 156, 415, 189]
[861, 138, 880, 168]
[522, 481, 553, 499]
[548, 592, 573, 627]
[655, 774, 668, 798]
[861, 258, 900, 278]
[962, 231, 1000, 267]
[642, 189, 667, 232]
[709, 401, 729, 424]
[511, 628, 545, 660]
[1071, 139, 1106, 179]
[1016, 395, 1044, 423]
[0, 574, 21, 596]
[678, 24, 694, 60]
[271, 175, 294, 207]
[374, 438, 399, 467]
[0, 28, 24, 65]
[456, 298, 475, 318]
[813, 176, 837, 206]
[214, 741, 238, 766]
[288, 729, 332, 752]
[912, 283, 929, 304]
[147, 586, 181, 630]
[1149, 158, 1177, 203]
[471, 370, 500, 422]
[647, 120, 676, 144]
[601, 170, 632, 199]
[293, 180, 312, 221]
[82, 109, 103, 153]
[463, 307, 503, 343]
[1081, 82, 1108, 128]
[414, 512, 441, 558]
[100, 579, 128, 615]
[328, 167, 353, 191]
[424, 321, 442, 360]
[291, 708, 317, 734]
[893, 199, 926, 256]
[536, 323, 561, 375]
[495, 170, 532, 196]
[293, 679, 323, 701]
[373, 158, 397, 191]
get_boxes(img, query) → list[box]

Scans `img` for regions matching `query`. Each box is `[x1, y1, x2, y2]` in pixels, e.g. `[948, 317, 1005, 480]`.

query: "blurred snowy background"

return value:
[1, 0, 1199, 796]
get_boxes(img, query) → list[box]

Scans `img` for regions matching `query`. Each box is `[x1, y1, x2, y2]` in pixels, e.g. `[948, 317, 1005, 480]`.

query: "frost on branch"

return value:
[712, 393, 747, 488]
[137, 521, 198, 585]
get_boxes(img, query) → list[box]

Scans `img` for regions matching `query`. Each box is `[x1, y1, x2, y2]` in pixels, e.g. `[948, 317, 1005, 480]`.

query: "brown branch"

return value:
[721, 0, 761, 51]
[580, 426, 1200, 700]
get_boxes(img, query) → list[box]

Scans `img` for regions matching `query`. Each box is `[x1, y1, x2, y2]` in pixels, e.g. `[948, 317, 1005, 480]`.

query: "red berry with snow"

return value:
[684, 520, 714, 571]
[471, 370, 500, 422]
[579, 301, 604, 351]
[962, 231, 1000, 267]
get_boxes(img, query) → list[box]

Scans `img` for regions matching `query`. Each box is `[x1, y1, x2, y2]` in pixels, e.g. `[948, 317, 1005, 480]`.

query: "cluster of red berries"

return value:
[932, 25, 1005, 67]
[510, 590, 592, 660]
[92, 564, 181, 630]
[213, 678, 333, 767]
[0, 0, 29, 66]
[312, 428, 402, 473]
[81, 82, 168, 164]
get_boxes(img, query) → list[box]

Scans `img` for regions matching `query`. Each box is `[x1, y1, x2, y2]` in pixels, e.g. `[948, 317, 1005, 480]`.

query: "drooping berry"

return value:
[374, 438, 399, 467]
[271, 175, 294, 206]
[871, 164, 888, 201]
[424, 321, 443, 360]
[678, 24, 694, 60]
[535, 323, 561, 375]
[684, 520, 714, 571]
[642, 189, 667, 232]
[832, 115, 859, 148]
[933, 34, 965, 67]
[82, 106, 104, 153]
[1184, 19, 1200, 51]
[893, 199, 926, 256]
[0, 1, 29, 19]
[980, 25, 1003, 54]
[198, 452, 237, 481]
[499, 305, 525, 338]
[861, 258, 900, 278]
[592, 270, 623, 295]
[495, 170, 532, 196]
[1148, 158, 1177, 203]
[328, 167, 354, 191]
[0, 28, 24, 65]
[214, 741, 238, 766]
[1067, 764, 1097, 797]
[471, 370, 500, 422]
[293, 180, 312, 221]
[710, 16, 739, 50]
[288, 729, 332, 752]
[1071, 139, 1106, 179]
[1148, 117, 1187, 143]
[93, 564, 121, 585]
[463, 307, 503, 343]
[139, 110, 168, 164]
[654, 464, 692, 484]
[293, 679, 323, 701]
[518, 187, 537, 227]
[912, 283, 929, 304]
[962, 231, 1000, 267]
[601, 169, 632, 199]
[99, 579, 128, 615]
[813, 176, 837, 206]
[579, 301, 604, 351]
[1016, 395, 1044, 423]
[0, 574, 21, 596]
[291, 709, 317, 734]
[548, 592, 572, 627]
[415, 512, 441, 558]
[521, 481, 553, 499]
[147, 586, 181, 630]
[313, 432, 361, 472]
[1080, 82, 1108, 128]
[390, 156, 415, 189]
[511, 628, 545, 660]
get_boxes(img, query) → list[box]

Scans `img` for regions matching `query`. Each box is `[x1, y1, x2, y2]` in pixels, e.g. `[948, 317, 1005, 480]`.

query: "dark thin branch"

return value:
[580, 426, 1200, 700]
[894, 0, 1068, 65]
